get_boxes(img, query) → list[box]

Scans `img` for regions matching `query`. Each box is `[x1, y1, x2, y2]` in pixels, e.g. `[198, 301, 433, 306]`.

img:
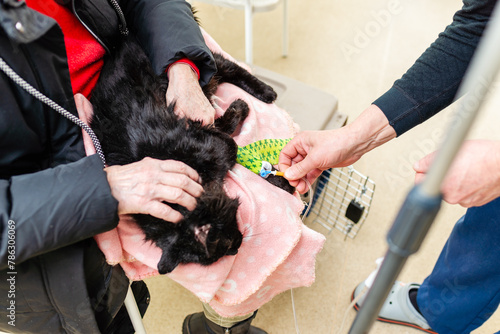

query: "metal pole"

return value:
[125, 285, 147, 334]
[244, 0, 253, 65]
[282, 0, 289, 58]
[348, 1, 500, 333]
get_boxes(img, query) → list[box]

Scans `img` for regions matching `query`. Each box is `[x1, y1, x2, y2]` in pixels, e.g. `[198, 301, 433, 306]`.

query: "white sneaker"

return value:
[352, 281, 437, 333]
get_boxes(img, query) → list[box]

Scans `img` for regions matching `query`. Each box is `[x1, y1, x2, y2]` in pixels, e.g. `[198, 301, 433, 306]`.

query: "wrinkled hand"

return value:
[279, 128, 362, 193]
[166, 62, 215, 125]
[105, 157, 203, 223]
[414, 140, 500, 207]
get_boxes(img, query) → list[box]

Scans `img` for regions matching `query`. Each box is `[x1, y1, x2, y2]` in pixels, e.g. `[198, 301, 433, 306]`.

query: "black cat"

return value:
[90, 37, 290, 274]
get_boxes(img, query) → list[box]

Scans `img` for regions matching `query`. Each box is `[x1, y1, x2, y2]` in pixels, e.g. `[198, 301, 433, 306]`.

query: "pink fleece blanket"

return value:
[75, 29, 325, 317]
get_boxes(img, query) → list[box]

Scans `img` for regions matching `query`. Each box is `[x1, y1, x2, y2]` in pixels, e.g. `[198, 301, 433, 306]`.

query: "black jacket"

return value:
[374, 0, 496, 136]
[0, 0, 216, 332]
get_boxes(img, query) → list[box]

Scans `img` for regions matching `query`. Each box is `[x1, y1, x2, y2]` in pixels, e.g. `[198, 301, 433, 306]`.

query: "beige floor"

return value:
[143, 0, 500, 333]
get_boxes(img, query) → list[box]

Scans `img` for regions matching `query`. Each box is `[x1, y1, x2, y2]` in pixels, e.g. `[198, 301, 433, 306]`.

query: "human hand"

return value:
[166, 62, 215, 125]
[105, 157, 203, 222]
[279, 105, 397, 194]
[414, 140, 500, 207]
[278, 128, 361, 193]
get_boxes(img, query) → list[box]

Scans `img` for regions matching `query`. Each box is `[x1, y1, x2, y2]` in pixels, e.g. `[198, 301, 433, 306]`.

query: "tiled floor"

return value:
[142, 0, 500, 333]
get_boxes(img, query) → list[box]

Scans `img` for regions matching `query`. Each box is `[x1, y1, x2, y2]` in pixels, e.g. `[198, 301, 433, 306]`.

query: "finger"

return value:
[300, 171, 321, 193]
[280, 135, 317, 181]
[283, 157, 318, 181]
[304, 169, 322, 187]
[172, 108, 186, 119]
[414, 172, 426, 184]
[442, 193, 460, 206]
[158, 173, 203, 198]
[193, 102, 216, 125]
[294, 179, 306, 194]
[201, 105, 216, 125]
[295, 179, 310, 194]
[414, 151, 436, 173]
[279, 151, 305, 173]
[143, 201, 184, 223]
[169, 101, 190, 121]
[159, 160, 201, 183]
[279, 137, 303, 165]
[182, 108, 214, 125]
[199, 115, 215, 126]
[153, 184, 199, 211]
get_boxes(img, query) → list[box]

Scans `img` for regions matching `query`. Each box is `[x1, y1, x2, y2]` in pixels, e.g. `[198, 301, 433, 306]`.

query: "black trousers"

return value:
[85, 240, 150, 334]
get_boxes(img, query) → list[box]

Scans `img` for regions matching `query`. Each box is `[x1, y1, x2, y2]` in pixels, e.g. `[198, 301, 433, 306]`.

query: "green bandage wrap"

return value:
[237, 138, 291, 174]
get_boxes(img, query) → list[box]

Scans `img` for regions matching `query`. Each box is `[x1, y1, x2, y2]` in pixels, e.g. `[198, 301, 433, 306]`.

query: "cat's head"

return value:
[156, 185, 242, 274]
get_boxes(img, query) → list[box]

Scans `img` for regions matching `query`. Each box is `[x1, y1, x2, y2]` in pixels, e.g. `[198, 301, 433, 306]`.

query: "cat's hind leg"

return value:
[214, 99, 249, 135]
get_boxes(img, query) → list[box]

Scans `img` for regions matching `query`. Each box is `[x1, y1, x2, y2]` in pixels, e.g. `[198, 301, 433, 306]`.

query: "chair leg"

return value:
[282, 0, 288, 58]
[125, 285, 148, 334]
[244, 0, 253, 65]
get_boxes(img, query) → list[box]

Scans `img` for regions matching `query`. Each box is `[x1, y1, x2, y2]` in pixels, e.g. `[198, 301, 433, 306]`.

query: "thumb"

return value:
[414, 151, 436, 173]
[414, 172, 426, 184]
[284, 157, 315, 180]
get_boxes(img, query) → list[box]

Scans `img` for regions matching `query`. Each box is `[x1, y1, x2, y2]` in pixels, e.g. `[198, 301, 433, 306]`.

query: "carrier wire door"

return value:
[309, 166, 375, 239]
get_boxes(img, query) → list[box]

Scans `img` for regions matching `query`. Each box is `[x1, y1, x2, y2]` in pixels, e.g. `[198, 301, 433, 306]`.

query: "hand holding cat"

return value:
[414, 140, 500, 208]
[166, 62, 216, 125]
[105, 157, 203, 222]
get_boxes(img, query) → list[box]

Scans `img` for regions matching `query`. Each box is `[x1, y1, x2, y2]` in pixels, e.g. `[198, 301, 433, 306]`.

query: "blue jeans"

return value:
[417, 197, 500, 334]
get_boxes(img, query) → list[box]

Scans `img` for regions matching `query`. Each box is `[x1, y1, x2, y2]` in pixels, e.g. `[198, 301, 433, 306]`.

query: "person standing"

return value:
[279, 0, 500, 332]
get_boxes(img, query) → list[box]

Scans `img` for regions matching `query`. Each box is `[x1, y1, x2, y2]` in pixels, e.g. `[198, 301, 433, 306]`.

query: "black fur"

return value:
[90, 36, 291, 274]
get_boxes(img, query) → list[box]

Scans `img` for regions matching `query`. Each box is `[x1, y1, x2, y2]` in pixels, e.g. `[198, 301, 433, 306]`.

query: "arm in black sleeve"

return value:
[0, 155, 118, 270]
[374, 0, 497, 136]
[121, 0, 216, 87]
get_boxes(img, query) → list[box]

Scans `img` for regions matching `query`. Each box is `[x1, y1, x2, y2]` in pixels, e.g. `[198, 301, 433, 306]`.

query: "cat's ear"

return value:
[194, 224, 212, 253]
[157, 250, 181, 275]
